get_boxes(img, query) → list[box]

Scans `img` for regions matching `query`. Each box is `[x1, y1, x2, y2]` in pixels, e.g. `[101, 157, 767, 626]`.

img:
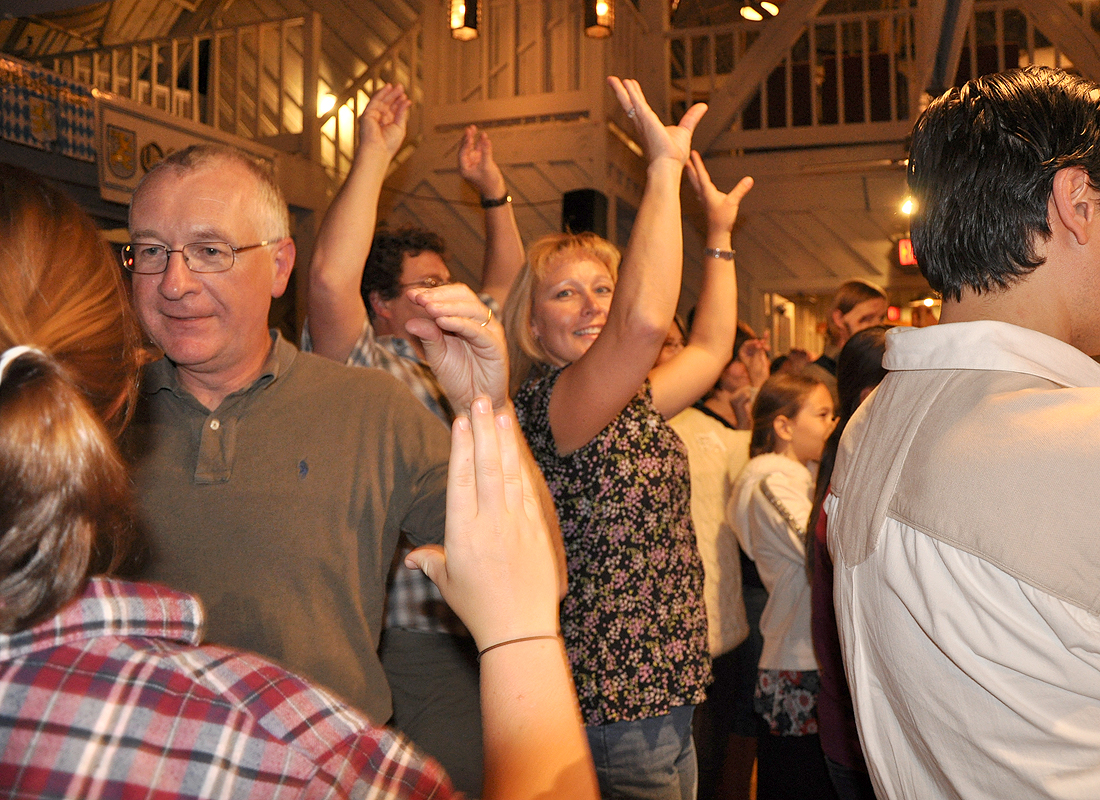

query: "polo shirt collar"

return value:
[883, 320, 1100, 388]
[142, 329, 295, 399]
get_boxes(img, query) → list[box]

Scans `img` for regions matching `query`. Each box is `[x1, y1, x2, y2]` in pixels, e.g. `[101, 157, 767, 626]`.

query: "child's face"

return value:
[787, 384, 836, 464]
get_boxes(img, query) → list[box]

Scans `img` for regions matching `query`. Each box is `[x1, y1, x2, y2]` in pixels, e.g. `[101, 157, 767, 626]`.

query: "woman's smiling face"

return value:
[530, 254, 615, 367]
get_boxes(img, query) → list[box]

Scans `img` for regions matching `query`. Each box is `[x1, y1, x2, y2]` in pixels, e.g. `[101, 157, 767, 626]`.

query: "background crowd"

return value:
[4, 64, 1098, 800]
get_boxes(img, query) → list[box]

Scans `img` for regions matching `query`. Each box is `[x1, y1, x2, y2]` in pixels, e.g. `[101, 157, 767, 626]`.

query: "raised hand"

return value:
[403, 284, 509, 413]
[607, 76, 707, 167]
[458, 125, 507, 198]
[358, 83, 411, 159]
[740, 336, 771, 388]
[405, 397, 559, 650]
[686, 150, 754, 234]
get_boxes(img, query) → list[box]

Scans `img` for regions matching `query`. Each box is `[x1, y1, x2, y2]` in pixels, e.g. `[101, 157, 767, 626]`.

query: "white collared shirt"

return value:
[826, 321, 1100, 800]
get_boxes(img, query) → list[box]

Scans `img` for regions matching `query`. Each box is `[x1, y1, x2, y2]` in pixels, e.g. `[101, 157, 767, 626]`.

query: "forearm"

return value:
[686, 227, 738, 364]
[480, 638, 599, 800]
[479, 201, 525, 308]
[606, 159, 686, 344]
[307, 147, 391, 359]
[310, 149, 389, 299]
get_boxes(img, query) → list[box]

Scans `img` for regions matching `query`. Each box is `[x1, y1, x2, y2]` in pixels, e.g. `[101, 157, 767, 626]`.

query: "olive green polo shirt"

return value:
[125, 332, 449, 723]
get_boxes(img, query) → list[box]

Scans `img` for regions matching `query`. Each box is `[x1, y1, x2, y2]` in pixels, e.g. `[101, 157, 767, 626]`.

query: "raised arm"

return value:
[546, 77, 708, 454]
[405, 397, 598, 800]
[458, 126, 525, 307]
[307, 83, 411, 363]
[648, 151, 754, 418]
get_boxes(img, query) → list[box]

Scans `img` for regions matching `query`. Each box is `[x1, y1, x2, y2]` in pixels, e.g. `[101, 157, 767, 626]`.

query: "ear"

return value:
[369, 290, 393, 321]
[1051, 166, 1097, 246]
[270, 238, 296, 298]
[529, 314, 541, 341]
[830, 308, 847, 334]
[773, 414, 794, 443]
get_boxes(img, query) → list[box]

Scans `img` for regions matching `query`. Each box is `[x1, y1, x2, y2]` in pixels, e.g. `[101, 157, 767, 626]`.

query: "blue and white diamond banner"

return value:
[0, 57, 95, 161]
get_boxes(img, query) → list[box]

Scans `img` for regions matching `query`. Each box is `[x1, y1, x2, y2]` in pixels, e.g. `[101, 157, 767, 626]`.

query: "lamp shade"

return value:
[450, 0, 479, 40]
[585, 0, 614, 38]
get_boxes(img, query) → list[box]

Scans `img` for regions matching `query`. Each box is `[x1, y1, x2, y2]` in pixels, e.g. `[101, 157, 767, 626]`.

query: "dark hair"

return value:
[0, 353, 136, 632]
[909, 66, 1100, 302]
[362, 227, 447, 318]
[806, 325, 889, 578]
[749, 372, 824, 459]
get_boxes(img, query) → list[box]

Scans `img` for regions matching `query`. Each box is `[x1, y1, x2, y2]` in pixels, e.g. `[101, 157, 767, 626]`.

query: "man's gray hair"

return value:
[130, 144, 290, 241]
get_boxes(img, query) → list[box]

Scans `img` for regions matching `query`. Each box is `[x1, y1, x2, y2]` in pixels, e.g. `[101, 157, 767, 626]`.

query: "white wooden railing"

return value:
[317, 22, 422, 179]
[36, 16, 321, 148]
[669, 0, 1093, 148]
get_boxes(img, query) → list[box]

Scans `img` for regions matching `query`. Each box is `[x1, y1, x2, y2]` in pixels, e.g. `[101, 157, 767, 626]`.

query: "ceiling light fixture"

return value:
[740, 1, 778, 21]
[585, 0, 614, 38]
[450, 0, 479, 40]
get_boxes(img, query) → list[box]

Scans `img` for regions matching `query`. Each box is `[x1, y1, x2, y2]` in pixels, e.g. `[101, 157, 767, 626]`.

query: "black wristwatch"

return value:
[480, 193, 512, 208]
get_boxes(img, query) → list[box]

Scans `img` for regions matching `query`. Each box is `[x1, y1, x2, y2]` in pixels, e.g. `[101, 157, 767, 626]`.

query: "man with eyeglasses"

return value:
[121, 142, 477, 742]
[301, 83, 534, 795]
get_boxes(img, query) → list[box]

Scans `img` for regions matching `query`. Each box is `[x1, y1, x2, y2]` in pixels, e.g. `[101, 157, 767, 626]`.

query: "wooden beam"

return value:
[691, 0, 829, 156]
[1017, 0, 1100, 83]
[920, 0, 973, 96]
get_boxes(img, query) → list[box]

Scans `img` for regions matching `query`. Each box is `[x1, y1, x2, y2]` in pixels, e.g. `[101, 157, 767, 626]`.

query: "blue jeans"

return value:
[586, 705, 698, 800]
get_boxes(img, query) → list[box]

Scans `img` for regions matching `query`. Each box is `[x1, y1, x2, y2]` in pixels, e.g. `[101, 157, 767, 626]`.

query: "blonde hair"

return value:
[0, 165, 141, 632]
[503, 232, 620, 395]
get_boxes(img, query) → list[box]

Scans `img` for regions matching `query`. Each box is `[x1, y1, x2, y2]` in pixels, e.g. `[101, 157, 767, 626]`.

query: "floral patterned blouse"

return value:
[514, 367, 711, 726]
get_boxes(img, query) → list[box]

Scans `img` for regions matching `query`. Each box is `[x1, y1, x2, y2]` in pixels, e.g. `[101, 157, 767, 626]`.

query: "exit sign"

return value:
[898, 238, 917, 266]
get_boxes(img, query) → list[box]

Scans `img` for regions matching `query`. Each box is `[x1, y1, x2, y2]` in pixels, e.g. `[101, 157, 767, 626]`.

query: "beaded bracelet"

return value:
[477, 634, 560, 661]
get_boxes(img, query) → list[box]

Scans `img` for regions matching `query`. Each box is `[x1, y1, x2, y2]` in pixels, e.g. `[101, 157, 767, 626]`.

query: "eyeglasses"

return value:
[121, 241, 276, 274]
[396, 276, 454, 291]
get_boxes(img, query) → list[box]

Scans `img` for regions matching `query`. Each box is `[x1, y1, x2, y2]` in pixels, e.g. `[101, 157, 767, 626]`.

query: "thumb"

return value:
[404, 318, 447, 371]
[405, 545, 448, 589]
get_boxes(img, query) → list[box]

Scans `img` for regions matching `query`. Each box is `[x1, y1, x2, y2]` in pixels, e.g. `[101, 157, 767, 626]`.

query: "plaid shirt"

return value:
[302, 318, 473, 636]
[0, 578, 456, 799]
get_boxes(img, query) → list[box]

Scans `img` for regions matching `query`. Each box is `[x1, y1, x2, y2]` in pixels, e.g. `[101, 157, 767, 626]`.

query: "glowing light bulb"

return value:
[760, 1, 778, 14]
[901, 197, 913, 215]
[596, 1, 608, 15]
[740, 6, 763, 20]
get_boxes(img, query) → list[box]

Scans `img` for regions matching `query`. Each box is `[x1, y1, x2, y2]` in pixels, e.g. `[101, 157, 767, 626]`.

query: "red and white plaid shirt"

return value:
[0, 577, 456, 799]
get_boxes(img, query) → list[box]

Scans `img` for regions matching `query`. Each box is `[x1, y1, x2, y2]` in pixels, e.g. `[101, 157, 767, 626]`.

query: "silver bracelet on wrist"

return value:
[705, 247, 736, 261]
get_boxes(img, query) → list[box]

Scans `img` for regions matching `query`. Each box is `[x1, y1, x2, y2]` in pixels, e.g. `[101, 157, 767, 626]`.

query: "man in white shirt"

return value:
[825, 66, 1100, 799]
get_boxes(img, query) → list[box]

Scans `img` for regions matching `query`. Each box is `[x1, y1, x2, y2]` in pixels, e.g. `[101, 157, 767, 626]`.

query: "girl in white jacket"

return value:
[728, 372, 837, 800]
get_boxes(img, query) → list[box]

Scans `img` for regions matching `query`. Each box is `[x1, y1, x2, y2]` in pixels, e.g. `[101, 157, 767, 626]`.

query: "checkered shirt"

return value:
[0, 577, 456, 799]
[302, 317, 477, 637]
